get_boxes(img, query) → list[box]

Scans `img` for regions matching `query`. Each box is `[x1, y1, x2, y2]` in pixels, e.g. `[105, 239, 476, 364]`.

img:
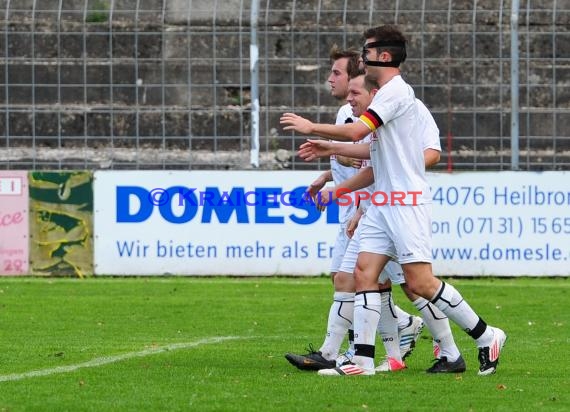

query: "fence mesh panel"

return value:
[0, 0, 568, 171]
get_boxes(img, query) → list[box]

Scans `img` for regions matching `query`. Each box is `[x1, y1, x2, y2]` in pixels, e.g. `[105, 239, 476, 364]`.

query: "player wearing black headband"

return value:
[282, 25, 507, 377]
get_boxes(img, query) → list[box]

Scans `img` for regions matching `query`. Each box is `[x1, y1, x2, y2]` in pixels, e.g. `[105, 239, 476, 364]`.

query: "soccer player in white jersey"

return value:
[318, 74, 465, 373]
[284, 46, 364, 371]
[281, 25, 506, 376]
[318, 85, 466, 373]
[285, 46, 423, 372]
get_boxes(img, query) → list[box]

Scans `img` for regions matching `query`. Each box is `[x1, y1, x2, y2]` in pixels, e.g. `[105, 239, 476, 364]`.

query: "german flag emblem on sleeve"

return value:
[359, 109, 382, 131]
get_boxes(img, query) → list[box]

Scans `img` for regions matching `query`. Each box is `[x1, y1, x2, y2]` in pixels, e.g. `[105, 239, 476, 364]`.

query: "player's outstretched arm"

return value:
[336, 155, 363, 168]
[281, 113, 370, 142]
[298, 139, 371, 162]
[346, 207, 364, 239]
[306, 169, 333, 199]
[313, 167, 373, 211]
[331, 166, 374, 196]
[298, 140, 334, 161]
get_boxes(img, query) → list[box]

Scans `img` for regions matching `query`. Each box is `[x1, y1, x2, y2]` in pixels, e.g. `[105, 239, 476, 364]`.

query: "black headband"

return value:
[362, 40, 407, 67]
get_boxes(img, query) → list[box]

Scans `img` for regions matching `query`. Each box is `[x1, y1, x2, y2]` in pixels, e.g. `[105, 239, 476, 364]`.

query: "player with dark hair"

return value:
[282, 25, 506, 376]
[285, 46, 424, 372]
[316, 73, 466, 373]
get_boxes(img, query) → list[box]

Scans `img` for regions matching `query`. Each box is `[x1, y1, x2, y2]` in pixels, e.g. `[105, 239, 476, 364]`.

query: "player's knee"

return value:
[402, 278, 424, 298]
[334, 271, 355, 292]
[329, 271, 337, 284]
[400, 283, 419, 300]
[404, 277, 439, 300]
[354, 266, 377, 289]
[354, 265, 365, 280]
[378, 279, 391, 289]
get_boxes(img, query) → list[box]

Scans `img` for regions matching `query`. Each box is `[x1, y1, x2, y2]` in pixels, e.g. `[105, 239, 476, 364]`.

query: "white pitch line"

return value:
[0, 336, 241, 383]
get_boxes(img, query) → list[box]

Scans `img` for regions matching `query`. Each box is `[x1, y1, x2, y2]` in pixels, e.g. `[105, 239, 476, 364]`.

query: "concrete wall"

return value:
[1, 0, 568, 169]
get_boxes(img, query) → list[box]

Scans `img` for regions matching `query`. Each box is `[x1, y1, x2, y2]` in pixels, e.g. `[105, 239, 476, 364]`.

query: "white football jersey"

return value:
[356, 134, 374, 211]
[359, 75, 432, 205]
[331, 103, 359, 223]
[416, 99, 441, 152]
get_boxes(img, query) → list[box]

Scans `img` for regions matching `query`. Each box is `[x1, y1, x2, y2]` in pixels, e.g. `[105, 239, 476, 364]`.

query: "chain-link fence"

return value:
[0, 0, 568, 171]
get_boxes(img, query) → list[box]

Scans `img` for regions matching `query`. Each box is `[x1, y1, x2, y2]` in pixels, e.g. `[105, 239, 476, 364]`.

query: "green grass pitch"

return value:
[0, 277, 568, 411]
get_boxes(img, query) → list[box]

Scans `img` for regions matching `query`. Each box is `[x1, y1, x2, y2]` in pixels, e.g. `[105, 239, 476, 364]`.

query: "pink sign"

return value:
[0, 171, 29, 275]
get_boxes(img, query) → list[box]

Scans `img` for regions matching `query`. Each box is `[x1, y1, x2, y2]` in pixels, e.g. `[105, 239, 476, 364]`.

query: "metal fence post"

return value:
[511, 0, 520, 170]
[250, 0, 260, 168]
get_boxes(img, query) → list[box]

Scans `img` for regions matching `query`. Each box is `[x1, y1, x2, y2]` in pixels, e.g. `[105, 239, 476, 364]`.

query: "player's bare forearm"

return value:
[298, 140, 369, 162]
[335, 155, 353, 167]
[330, 142, 371, 160]
[319, 169, 333, 183]
[335, 155, 362, 168]
[281, 113, 370, 142]
[307, 169, 332, 197]
[309, 122, 369, 142]
[331, 167, 374, 200]
[346, 207, 364, 239]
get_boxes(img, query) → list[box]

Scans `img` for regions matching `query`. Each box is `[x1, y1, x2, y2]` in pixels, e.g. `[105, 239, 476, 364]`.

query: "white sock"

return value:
[395, 305, 413, 331]
[353, 291, 381, 371]
[377, 290, 402, 361]
[413, 296, 461, 361]
[319, 291, 354, 360]
[431, 282, 494, 347]
[348, 329, 355, 353]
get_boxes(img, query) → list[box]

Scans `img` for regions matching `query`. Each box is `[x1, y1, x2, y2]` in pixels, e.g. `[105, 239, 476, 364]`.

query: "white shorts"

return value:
[338, 226, 360, 275]
[359, 204, 432, 264]
[378, 261, 405, 285]
[330, 224, 351, 273]
[338, 222, 405, 285]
